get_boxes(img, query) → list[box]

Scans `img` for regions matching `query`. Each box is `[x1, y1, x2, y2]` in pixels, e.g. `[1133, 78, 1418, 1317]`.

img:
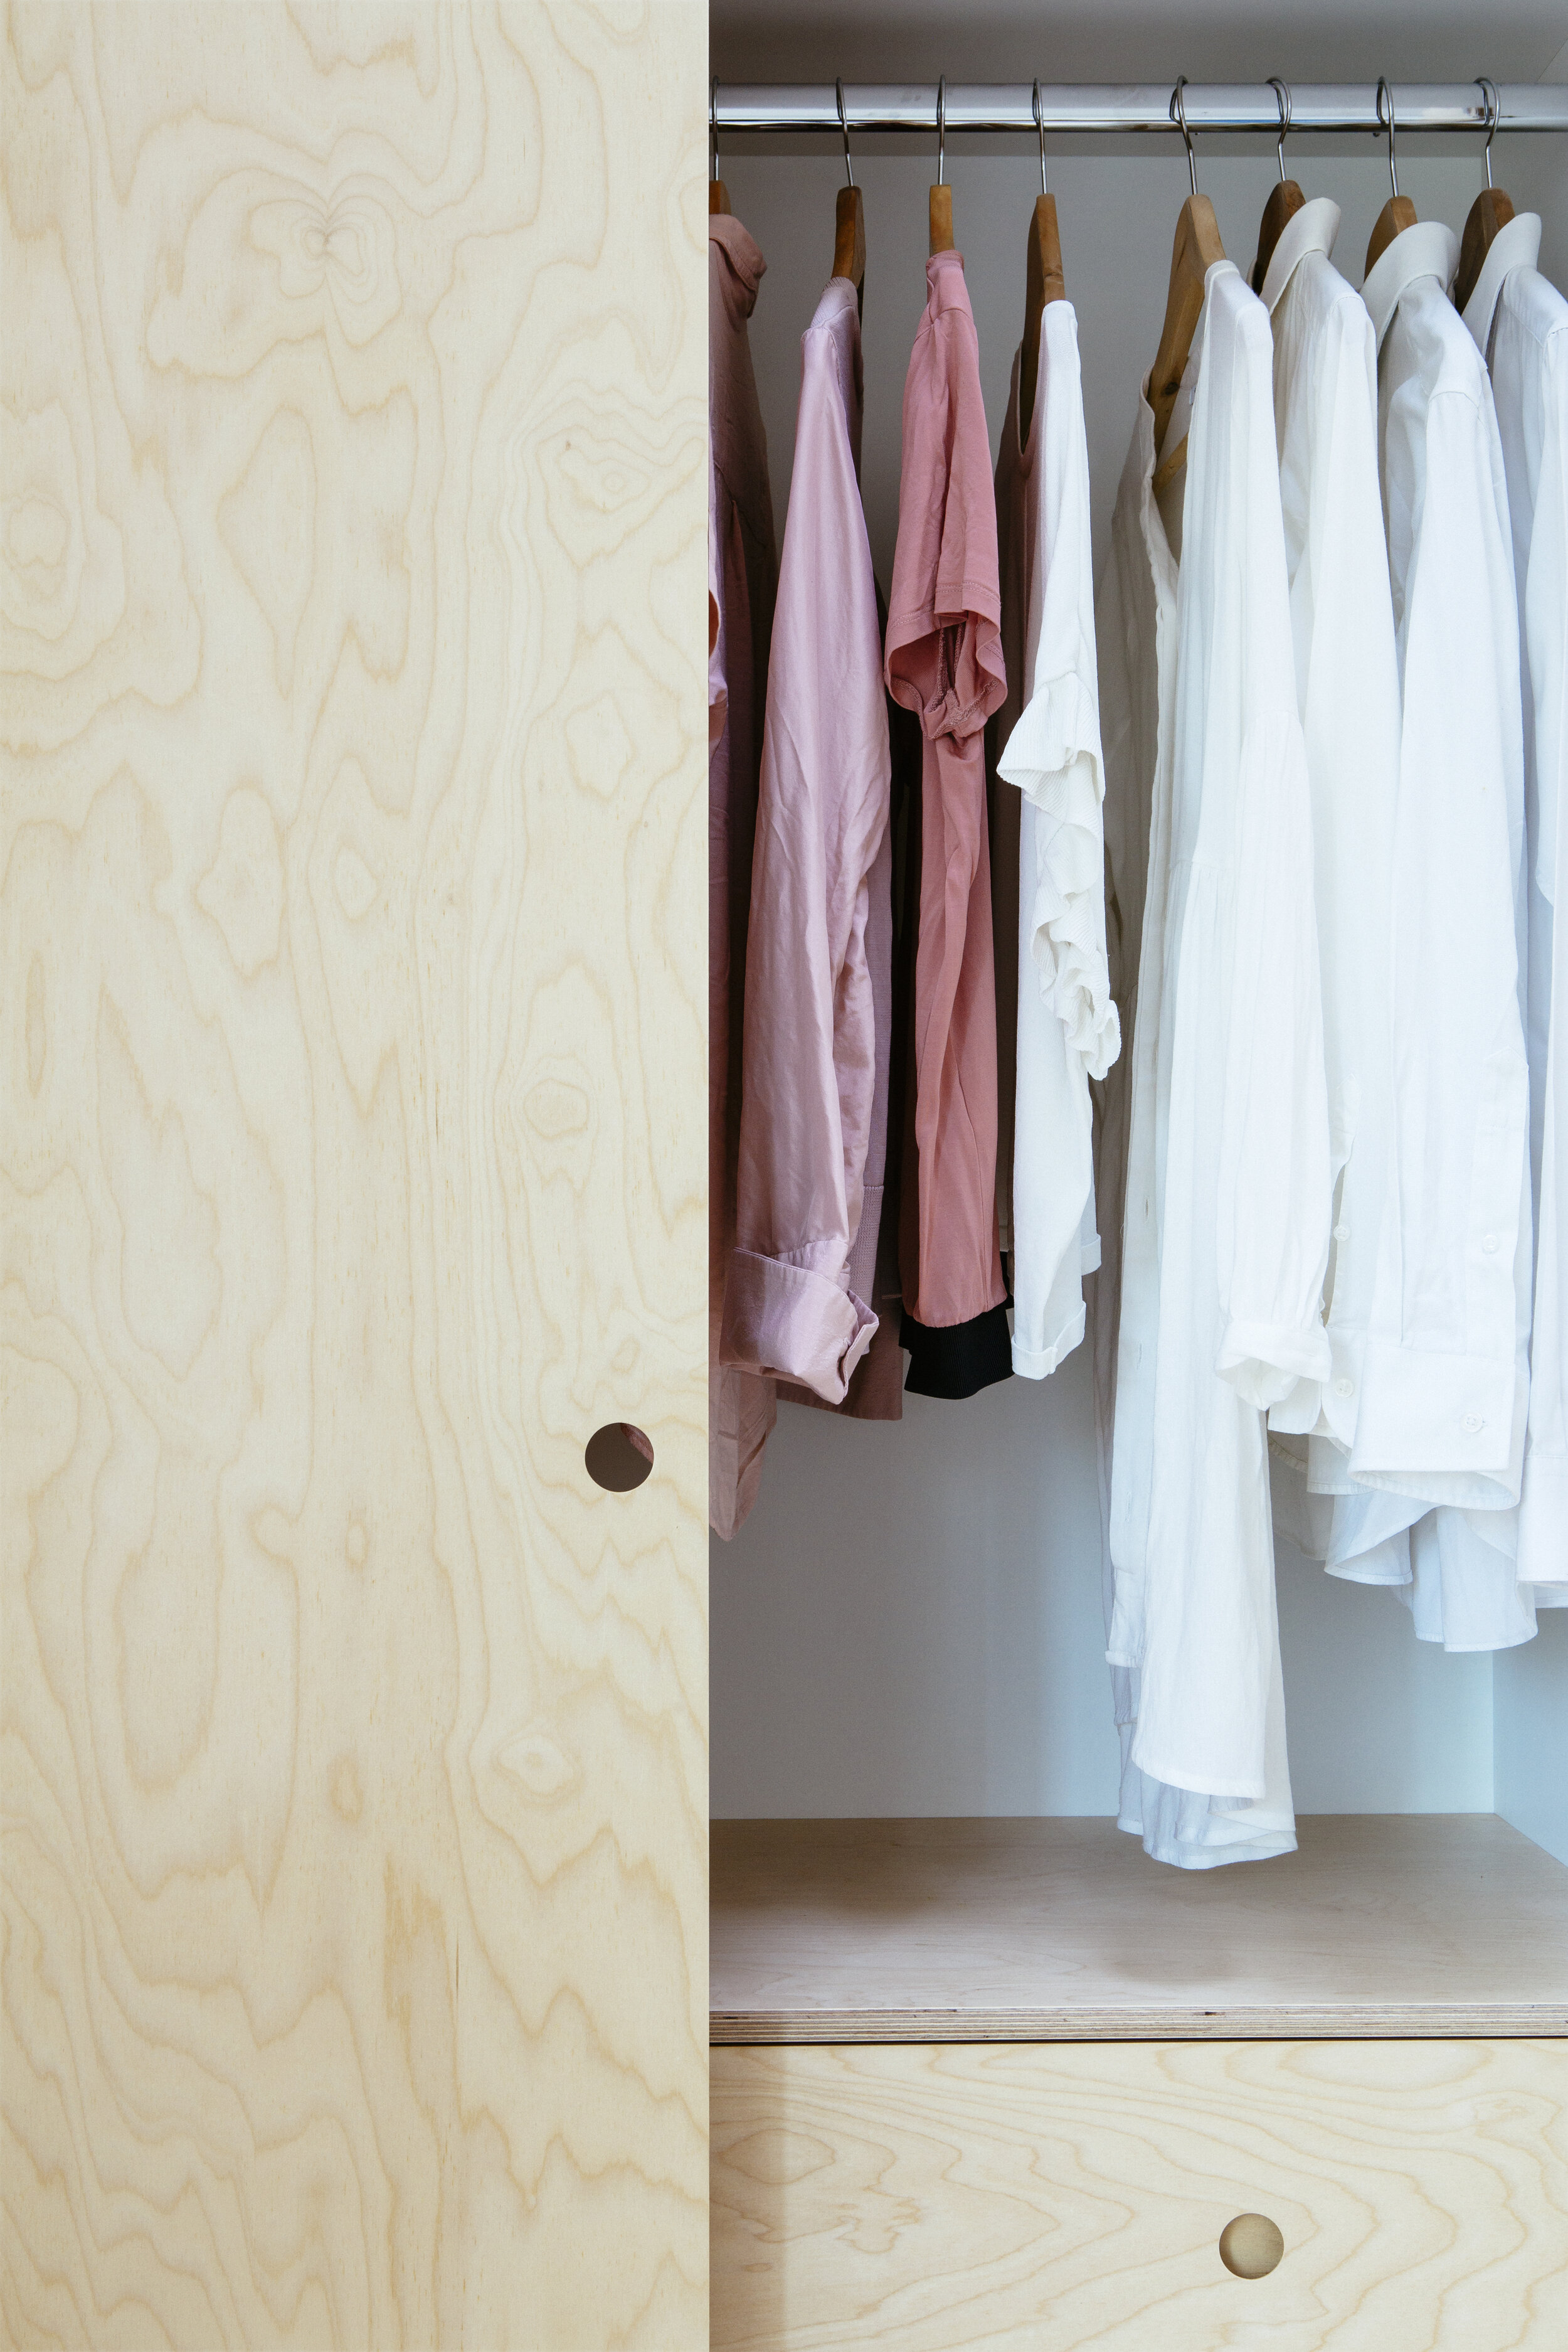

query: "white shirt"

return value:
[1096, 385, 1285, 1869]
[1098, 262, 1332, 1861]
[1254, 203, 1402, 1462]
[1338, 225, 1532, 1550]
[995, 302, 1120, 1379]
[1467, 215, 1568, 1599]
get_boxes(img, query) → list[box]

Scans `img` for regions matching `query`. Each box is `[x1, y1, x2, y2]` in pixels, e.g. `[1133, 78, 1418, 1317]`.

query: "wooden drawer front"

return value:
[712, 2040, 1568, 2350]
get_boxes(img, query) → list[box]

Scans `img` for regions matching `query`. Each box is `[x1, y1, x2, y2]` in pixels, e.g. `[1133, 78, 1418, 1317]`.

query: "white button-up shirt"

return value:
[1342, 224, 1532, 1537]
[1098, 261, 1332, 1860]
[1466, 214, 1568, 1600]
[995, 302, 1120, 1381]
[1256, 202, 1402, 1472]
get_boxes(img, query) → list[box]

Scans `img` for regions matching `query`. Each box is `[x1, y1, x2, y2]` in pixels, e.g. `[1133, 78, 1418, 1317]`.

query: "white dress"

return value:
[1097, 260, 1332, 1865]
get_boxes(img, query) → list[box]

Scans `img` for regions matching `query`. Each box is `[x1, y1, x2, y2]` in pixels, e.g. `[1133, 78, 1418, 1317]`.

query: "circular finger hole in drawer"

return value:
[1219, 2213, 1285, 2279]
[585, 1422, 655, 1493]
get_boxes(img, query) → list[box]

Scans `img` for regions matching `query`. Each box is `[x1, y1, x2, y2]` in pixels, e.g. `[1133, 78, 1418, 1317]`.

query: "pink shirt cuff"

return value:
[721, 1248, 877, 1405]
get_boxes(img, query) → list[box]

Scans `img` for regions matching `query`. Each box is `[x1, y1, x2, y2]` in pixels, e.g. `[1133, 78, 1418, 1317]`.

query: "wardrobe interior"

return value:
[708, 27, 1568, 1871]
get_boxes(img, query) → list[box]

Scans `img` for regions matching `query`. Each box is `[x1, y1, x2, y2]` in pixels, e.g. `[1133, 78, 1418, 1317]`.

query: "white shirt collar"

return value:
[1461, 211, 1543, 358]
[1259, 197, 1342, 314]
[1362, 219, 1461, 348]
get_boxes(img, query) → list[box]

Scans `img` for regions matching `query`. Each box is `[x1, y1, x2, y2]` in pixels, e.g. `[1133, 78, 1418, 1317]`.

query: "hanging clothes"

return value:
[723, 274, 890, 1406]
[1463, 214, 1568, 1603]
[992, 302, 1120, 1380]
[1252, 201, 1402, 1461]
[709, 211, 778, 1538]
[885, 248, 1012, 1399]
[1098, 262, 1332, 1866]
[780, 662, 918, 1426]
[1318, 222, 1536, 1644]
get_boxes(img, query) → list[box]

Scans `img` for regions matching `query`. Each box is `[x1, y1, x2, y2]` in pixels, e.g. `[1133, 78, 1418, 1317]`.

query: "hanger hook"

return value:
[836, 77, 854, 189]
[1376, 77, 1399, 201]
[1476, 76, 1500, 189]
[1171, 76, 1197, 196]
[710, 77, 719, 184]
[936, 74, 946, 187]
[1268, 77, 1291, 183]
[1032, 78, 1048, 197]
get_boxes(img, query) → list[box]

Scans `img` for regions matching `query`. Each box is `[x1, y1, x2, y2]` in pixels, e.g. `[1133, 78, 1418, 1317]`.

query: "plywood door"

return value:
[712, 2041, 1568, 2349]
[1, 5, 708, 2344]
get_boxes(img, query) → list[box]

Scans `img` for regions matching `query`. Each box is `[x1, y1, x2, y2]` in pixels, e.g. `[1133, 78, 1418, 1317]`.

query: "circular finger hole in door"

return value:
[585, 1422, 654, 1493]
[1219, 2213, 1285, 2279]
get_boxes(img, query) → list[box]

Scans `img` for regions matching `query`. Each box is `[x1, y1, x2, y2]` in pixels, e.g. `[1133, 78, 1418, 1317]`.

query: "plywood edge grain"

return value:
[711, 2002, 1568, 2044]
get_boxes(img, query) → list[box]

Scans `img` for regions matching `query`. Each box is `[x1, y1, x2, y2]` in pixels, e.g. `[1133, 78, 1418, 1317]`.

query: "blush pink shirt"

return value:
[722, 277, 892, 1403]
[709, 213, 778, 1536]
[885, 251, 1010, 1385]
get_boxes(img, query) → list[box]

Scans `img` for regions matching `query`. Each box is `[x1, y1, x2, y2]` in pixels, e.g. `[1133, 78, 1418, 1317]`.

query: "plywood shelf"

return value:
[711, 1814, 1568, 2043]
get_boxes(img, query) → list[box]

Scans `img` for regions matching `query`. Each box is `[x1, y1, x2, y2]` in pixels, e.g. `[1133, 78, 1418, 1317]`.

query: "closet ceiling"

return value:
[711, 3, 1568, 88]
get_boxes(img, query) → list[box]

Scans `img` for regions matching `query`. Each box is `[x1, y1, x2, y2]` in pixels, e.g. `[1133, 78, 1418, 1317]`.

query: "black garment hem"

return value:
[901, 1301, 1014, 1400]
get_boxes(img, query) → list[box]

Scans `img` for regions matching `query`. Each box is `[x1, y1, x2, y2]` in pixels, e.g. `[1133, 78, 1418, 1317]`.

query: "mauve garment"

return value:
[885, 250, 1012, 1397]
[780, 602, 915, 1425]
[709, 212, 778, 1538]
[723, 277, 891, 1403]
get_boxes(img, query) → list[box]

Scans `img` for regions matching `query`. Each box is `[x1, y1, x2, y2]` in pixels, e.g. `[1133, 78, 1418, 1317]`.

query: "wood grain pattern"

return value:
[1, 5, 709, 2343]
[712, 1815, 1568, 2041]
[712, 2040, 1568, 2349]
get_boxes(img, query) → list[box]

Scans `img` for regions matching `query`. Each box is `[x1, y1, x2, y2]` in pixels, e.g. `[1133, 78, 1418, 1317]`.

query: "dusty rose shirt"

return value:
[709, 213, 778, 1536]
[885, 250, 1012, 1396]
[722, 277, 891, 1403]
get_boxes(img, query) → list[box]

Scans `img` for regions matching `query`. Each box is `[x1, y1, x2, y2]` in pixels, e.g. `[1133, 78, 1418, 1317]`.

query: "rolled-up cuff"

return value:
[1217, 1319, 1332, 1412]
[721, 1247, 876, 1405]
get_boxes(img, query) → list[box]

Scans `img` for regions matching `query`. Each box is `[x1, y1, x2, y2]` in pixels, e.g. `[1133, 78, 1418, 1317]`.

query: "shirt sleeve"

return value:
[884, 311, 1007, 743]
[999, 302, 1121, 1378]
[720, 327, 890, 1403]
[882, 293, 1012, 1383]
[1350, 383, 1530, 1496]
[1211, 287, 1333, 1412]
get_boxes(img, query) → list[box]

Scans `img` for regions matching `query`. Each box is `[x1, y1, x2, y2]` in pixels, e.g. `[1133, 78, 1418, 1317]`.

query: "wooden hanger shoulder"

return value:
[1453, 185, 1516, 315]
[1019, 193, 1066, 441]
[928, 183, 954, 257]
[1364, 193, 1417, 278]
[1251, 178, 1306, 296]
[709, 178, 731, 216]
[1149, 192, 1224, 460]
[832, 184, 866, 294]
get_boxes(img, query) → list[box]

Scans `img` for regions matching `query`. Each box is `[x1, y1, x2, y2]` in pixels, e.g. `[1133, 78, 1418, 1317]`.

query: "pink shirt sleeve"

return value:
[884, 258, 1010, 1374]
[721, 289, 891, 1402]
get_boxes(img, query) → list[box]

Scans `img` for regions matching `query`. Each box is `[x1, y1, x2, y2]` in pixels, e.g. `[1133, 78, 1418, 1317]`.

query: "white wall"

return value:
[711, 121, 1564, 1826]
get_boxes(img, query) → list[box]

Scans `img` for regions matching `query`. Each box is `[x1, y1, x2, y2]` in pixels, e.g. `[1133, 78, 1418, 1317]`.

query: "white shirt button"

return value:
[1333, 1221, 1350, 1241]
[1335, 1377, 1355, 1398]
[1464, 1413, 1485, 1432]
[1481, 1233, 1498, 1253]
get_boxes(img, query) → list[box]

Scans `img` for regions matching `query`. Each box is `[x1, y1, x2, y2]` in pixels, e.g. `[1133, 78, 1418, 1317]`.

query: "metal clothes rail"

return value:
[713, 83, 1568, 139]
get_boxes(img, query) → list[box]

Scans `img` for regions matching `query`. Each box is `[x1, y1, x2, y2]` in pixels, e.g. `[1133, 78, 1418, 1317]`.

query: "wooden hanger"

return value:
[709, 79, 729, 215]
[1150, 83, 1226, 462]
[1365, 78, 1417, 277]
[832, 80, 866, 299]
[1019, 82, 1066, 440]
[1453, 78, 1515, 315]
[1251, 78, 1306, 295]
[929, 75, 955, 255]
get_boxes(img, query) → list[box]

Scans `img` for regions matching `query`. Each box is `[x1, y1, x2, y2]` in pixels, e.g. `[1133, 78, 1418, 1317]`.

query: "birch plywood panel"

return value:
[712, 2042, 1568, 2351]
[1, 4, 708, 2344]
